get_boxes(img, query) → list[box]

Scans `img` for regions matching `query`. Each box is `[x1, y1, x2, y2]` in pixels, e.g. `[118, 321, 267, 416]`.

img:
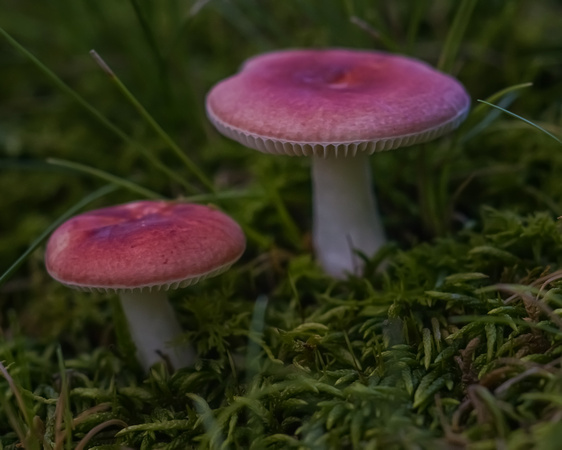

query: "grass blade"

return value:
[438, 0, 478, 73]
[183, 188, 263, 203]
[128, 0, 167, 83]
[406, 0, 430, 53]
[245, 295, 269, 384]
[47, 158, 165, 200]
[0, 184, 117, 288]
[471, 82, 533, 117]
[349, 16, 401, 52]
[54, 348, 72, 450]
[0, 25, 193, 193]
[0, 361, 37, 449]
[461, 83, 534, 143]
[477, 100, 562, 144]
[89, 50, 216, 193]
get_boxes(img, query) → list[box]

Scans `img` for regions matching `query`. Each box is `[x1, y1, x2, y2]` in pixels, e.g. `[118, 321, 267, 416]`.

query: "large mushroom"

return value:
[45, 200, 246, 371]
[206, 48, 470, 278]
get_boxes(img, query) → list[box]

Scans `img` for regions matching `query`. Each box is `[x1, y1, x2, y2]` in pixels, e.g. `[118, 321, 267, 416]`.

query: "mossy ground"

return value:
[1, 1, 562, 449]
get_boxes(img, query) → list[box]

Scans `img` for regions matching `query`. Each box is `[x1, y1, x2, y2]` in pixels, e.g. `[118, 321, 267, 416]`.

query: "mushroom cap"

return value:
[206, 48, 470, 157]
[45, 201, 246, 292]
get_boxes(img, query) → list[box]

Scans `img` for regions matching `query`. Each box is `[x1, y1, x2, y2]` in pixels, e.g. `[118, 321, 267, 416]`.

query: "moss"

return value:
[1, 0, 562, 448]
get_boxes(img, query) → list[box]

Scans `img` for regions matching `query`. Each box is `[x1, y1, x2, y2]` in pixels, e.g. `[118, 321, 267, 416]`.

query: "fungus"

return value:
[45, 200, 246, 371]
[206, 48, 470, 277]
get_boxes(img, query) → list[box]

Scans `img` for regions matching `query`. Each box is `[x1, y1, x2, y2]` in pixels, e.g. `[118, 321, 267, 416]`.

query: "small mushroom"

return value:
[45, 200, 246, 371]
[206, 48, 470, 277]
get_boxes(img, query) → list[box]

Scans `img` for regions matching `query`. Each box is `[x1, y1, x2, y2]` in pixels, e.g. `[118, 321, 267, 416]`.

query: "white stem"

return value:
[311, 153, 385, 278]
[119, 291, 194, 371]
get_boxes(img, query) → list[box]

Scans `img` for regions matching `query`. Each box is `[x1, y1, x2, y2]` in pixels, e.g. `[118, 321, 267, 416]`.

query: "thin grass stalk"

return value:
[0, 25, 193, 192]
[0, 184, 117, 288]
[89, 50, 216, 192]
[245, 295, 269, 385]
[477, 100, 562, 144]
[53, 388, 66, 450]
[52, 348, 73, 450]
[75, 419, 128, 450]
[406, 0, 429, 54]
[342, 0, 355, 17]
[47, 158, 165, 200]
[470, 83, 533, 117]
[349, 15, 400, 52]
[438, 0, 478, 73]
[462, 93, 520, 143]
[417, 146, 440, 236]
[0, 398, 27, 448]
[265, 185, 302, 248]
[183, 189, 262, 203]
[0, 361, 38, 450]
[128, 0, 168, 86]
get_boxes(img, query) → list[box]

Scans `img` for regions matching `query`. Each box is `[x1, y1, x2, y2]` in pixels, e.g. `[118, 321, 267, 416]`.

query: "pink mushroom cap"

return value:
[45, 201, 246, 292]
[206, 48, 471, 156]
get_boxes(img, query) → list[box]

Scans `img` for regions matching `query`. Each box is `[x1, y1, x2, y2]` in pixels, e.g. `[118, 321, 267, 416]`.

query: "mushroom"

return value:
[45, 200, 246, 371]
[206, 48, 470, 277]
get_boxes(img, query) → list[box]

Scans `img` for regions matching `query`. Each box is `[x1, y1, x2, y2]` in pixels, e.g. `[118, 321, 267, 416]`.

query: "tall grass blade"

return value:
[54, 348, 72, 450]
[471, 82, 533, 117]
[0, 184, 117, 288]
[0, 361, 38, 449]
[461, 83, 534, 142]
[406, 0, 430, 53]
[437, 0, 478, 73]
[477, 100, 562, 144]
[265, 184, 302, 247]
[89, 50, 216, 192]
[0, 159, 74, 172]
[47, 158, 165, 200]
[349, 16, 401, 52]
[0, 25, 192, 192]
[183, 189, 263, 203]
[245, 295, 269, 384]
[128, 0, 167, 84]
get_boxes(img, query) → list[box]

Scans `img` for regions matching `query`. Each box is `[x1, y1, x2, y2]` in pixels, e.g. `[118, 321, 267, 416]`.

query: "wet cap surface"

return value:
[206, 48, 470, 156]
[45, 201, 246, 291]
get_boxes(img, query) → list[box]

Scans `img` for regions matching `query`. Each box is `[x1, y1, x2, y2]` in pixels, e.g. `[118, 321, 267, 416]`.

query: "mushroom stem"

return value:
[119, 291, 194, 371]
[311, 153, 385, 278]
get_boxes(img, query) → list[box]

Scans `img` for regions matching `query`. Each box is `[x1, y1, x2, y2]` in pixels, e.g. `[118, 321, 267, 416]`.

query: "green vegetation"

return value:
[1, 0, 562, 448]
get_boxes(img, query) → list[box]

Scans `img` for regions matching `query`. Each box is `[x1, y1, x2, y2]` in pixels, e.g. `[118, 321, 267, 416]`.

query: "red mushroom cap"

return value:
[45, 201, 246, 292]
[206, 48, 470, 156]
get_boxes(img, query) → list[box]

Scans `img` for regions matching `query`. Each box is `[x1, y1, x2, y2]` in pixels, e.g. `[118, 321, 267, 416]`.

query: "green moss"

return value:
[1, 0, 562, 448]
